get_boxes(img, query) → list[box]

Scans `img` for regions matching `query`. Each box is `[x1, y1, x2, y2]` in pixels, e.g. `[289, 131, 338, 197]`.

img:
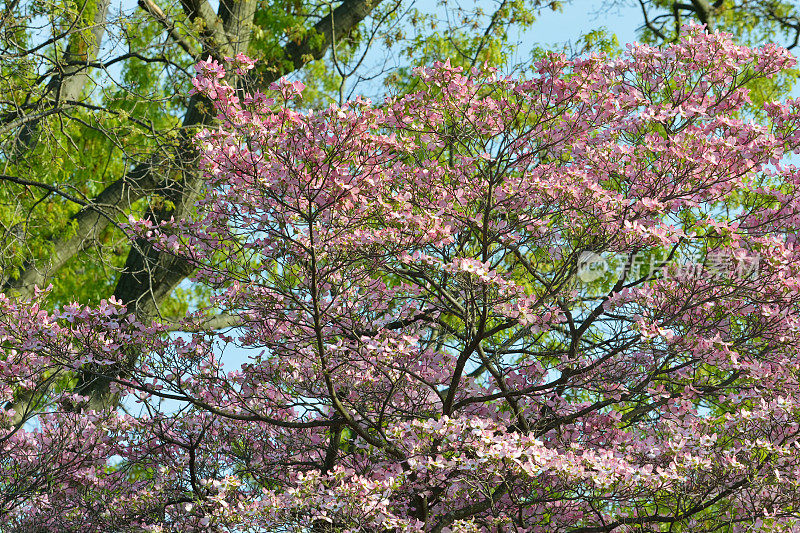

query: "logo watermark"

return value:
[577, 250, 759, 283]
[577, 252, 609, 282]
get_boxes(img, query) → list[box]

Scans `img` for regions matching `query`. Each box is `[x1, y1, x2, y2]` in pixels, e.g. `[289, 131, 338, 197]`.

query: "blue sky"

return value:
[526, 1, 641, 47]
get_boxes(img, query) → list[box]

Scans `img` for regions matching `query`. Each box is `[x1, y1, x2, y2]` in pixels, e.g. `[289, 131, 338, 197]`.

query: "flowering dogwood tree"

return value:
[4, 26, 800, 532]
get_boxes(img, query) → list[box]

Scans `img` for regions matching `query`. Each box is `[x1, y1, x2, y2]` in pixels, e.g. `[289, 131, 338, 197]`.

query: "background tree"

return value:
[631, 0, 800, 47]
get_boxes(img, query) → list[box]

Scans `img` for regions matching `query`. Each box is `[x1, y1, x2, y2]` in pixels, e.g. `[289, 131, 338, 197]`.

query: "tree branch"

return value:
[0, 174, 88, 207]
[138, 0, 198, 56]
[163, 313, 242, 332]
[249, 0, 386, 88]
[9, 0, 112, 155]
[3, 159, 160, 296]
[177, 0, 231, 54]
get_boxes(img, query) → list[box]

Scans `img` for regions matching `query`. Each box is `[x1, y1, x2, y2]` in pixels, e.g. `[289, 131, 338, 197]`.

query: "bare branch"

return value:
[163, 313, 242, 332]
[0, 174, 88, 207]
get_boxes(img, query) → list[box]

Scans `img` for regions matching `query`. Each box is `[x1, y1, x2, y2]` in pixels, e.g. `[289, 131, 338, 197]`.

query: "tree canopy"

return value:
[4, 23, 800, 531]
[5, 1, 800, 531]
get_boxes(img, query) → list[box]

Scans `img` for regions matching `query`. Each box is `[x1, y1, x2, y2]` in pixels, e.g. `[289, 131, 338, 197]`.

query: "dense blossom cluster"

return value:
[4, 26, 800, 531]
